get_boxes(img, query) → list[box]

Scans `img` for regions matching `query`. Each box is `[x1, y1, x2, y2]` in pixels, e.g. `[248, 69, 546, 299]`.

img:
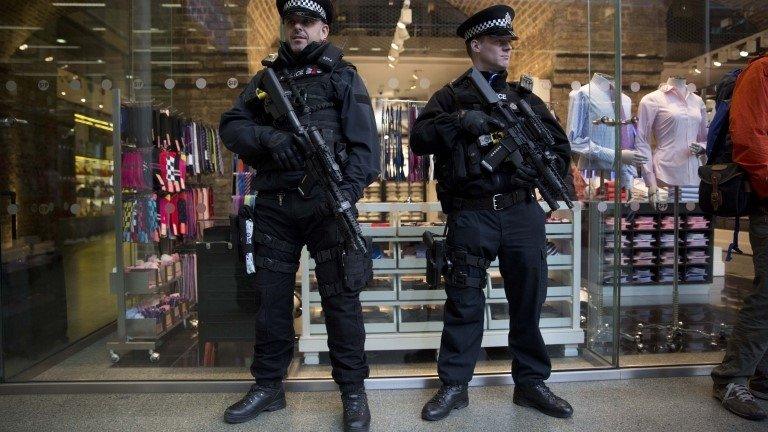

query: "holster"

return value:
[424, 231, 450, 289]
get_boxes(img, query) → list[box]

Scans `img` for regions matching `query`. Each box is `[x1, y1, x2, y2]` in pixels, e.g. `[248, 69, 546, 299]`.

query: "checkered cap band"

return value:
[283, 0, 326, 20]
[464, 18, 512, 40]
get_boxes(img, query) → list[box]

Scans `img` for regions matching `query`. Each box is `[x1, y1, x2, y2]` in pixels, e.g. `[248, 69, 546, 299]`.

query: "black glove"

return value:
[265, 130, 303, 171]
[312, 188, 355, 220]
[457, 109, 504, 136]
[514, 164, 538, 185]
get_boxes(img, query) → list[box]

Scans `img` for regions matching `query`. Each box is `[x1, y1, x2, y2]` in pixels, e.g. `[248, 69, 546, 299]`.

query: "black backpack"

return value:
[698, 69, 752, 261]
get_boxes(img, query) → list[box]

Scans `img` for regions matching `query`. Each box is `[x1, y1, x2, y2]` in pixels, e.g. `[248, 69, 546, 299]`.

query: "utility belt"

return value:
[445, 188, 532, 212]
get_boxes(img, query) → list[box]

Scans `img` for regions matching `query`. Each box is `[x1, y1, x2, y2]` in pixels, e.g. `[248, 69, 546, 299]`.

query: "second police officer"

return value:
[218, 1, 379, 431]
[410, 5, 575, 421]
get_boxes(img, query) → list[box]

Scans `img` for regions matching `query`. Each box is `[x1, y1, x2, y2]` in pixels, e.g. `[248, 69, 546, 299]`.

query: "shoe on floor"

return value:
[713, 383, 767, 421]
[224, 384, 286, 424]
[513, 382, 573, 418]
[421, 384, 469, 421]
[341, 386, 371, 432]
[749, 379, 768, 401]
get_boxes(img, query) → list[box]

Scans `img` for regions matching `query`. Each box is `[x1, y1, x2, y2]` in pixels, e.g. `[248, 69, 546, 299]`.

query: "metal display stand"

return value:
[106, 89, 191, 363]
[299, 201, 585, 364]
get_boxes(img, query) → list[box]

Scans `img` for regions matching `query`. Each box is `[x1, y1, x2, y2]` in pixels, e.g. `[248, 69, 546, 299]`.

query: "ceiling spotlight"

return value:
[80, 98, 86, 102]
[98, 104, 103, 109]
[410, 84, 417, 90]
[391, 42, 399, 50]
[61, 91, 66, 96]
[387, 55, 396, 62]
[388, 63, 395, 69]
[56, 38, 67, 44]
[693, 68, 702, 74]
[396, 26, 410, 41]
[713, 60, 722, 67]
[45, 56, 54, 62]
[740, 50, 749, 57]
[397, 22, 406, 29]
[412, 73, 418, 80]
[19, 44, 28, 51]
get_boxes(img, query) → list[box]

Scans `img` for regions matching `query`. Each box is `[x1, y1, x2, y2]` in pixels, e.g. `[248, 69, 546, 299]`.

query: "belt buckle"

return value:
[492, 194, 503, 211]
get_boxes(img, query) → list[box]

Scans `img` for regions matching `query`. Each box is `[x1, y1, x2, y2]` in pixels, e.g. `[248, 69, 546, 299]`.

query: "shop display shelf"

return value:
[397, 305, 445, 333]
[397, 274, 446, 301]
[397, 224, 445, 237]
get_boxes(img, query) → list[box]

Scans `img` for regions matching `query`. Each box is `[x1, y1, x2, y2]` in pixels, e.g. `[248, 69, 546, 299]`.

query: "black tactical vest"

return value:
[433, 71, 529, 200]
[262, 43, 349, 168]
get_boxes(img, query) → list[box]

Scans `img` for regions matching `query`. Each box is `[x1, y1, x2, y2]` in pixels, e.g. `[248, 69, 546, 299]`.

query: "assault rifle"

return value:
[258, 67, 368, 253]
[467, 68, 573, 211]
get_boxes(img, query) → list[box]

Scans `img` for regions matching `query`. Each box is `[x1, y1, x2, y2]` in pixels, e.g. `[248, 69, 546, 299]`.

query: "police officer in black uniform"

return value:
[219, 1, 378, 431]
[411, 5, 574, 421]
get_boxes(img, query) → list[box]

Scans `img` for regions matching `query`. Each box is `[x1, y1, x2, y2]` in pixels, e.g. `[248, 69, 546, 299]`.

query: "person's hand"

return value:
[621, 150, 648, 165]
[689, 143, 706, 156]
[312, 189, 354, 219]
[514, 165, 538, 185]
[648, 185, 661, 206]
[265, 130, 303, 171]
[457, 110, 504, 136]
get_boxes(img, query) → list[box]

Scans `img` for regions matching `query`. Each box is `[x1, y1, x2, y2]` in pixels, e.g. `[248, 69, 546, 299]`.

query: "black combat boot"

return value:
[421, 384, 469, 421]
[513, 382, 573, 418]
[224, 383, 286, 424]
[341, 385, 371, 432]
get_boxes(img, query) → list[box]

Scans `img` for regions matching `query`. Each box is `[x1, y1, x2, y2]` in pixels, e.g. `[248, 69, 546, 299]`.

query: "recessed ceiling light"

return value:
[740, 50, 749, 57]
[56, 38, 66, 44]
[98, 104, 103, 109]
[19, 44, 28, 51]
[61, 91, 66, 96]
[391, 43, 399, 50]
[397, 22, 406, 29]
[80, 98, 86, 102]
[45, 56, 54, 62]
[713, 61, 722, 67]
[693, 68, 701, 74]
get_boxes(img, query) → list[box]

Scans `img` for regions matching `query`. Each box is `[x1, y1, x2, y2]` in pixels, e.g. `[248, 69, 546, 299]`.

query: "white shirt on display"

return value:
[635, 79, 708, 187]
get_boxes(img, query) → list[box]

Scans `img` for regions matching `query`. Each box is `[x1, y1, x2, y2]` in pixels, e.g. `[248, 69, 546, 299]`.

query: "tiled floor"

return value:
[1, 377, 766, 431]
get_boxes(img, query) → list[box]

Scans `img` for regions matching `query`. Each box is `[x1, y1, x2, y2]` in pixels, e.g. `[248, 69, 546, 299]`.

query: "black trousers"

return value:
[249, 190, 369, 388]
[712, 210, 768, 386]
[438, 198, 551, 386]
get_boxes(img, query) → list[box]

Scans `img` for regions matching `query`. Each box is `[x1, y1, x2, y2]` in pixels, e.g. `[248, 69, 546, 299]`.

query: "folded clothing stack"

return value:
[632, 269, 653, 283]
[605, 252, 630, 266]
[659, 233, 681, 248]
[684, 267, 708, 282]
[633, 233, 655, 248]
[603, 269, 630, 285]
[605, 234, 630, 249]
[660, 216, 682, 230]
[685, 216, 710, 230]
[660, 251, 682, 265]
[658, 267, 681, 283]
[685, 233, 709, 247]
[686, 250, 710, 265]
[633, 251, 655, 265]
[605, 217, 631, 230]
[634, 216, 656, 231]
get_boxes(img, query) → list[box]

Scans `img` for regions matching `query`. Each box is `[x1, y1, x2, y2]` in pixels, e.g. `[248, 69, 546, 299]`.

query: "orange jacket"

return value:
[732, 55, 768, 198]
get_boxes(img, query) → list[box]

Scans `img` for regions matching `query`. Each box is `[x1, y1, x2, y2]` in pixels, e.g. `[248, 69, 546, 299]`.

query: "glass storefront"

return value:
[0, 0, 765, 383]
